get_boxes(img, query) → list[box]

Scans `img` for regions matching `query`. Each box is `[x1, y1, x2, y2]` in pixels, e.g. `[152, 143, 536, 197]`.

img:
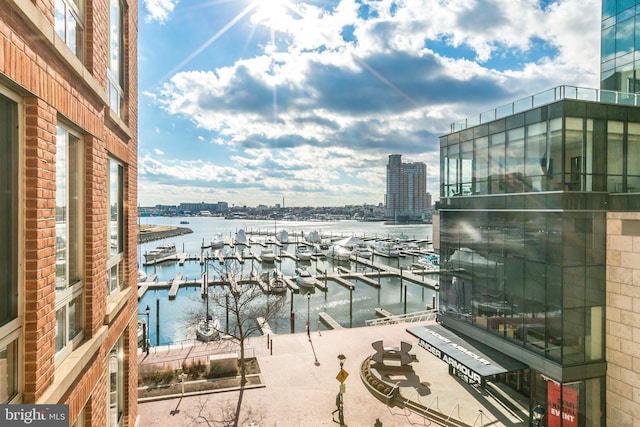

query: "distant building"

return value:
[385, 154, 429, 219]
[178, 202, 229, 214]
[1, 0, 138, 426]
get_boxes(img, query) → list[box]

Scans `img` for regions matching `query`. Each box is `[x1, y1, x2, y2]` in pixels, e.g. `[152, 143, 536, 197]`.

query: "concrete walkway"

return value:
[137, 322, 528, 427]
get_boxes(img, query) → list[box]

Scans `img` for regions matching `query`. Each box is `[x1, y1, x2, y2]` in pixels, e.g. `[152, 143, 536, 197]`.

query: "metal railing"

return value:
[451, 85, 640, 132]
[365, 309, 437, 326]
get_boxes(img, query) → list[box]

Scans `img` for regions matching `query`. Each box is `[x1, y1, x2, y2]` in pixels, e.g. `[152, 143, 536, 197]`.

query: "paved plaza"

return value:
[137, 322, 529, 427]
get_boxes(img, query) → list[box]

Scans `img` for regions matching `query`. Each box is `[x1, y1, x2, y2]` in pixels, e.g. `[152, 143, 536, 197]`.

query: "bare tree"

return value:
[201, 256, 286, 385]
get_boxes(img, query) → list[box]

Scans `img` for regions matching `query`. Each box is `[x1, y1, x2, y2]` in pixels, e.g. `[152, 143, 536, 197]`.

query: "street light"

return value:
[336, 353, 346, 426]
[337, 353, 346, 369]
[531, 404, 545, 426]
[138, 304, 150, 355]
[306, 292, 311, 339]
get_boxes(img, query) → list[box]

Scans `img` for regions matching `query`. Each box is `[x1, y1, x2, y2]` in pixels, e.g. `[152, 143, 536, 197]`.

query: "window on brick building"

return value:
[107, 158, 124, 296]
[108, 0, 125, 117]
[0, 89, 19, 404]
[55, 125, 84, 361]
[108, 336, 124, 426]
[54, 0, 84, 60]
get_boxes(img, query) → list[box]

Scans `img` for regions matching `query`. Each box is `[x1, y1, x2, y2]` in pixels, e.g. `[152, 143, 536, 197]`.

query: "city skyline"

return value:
[138, 0, 600, 207]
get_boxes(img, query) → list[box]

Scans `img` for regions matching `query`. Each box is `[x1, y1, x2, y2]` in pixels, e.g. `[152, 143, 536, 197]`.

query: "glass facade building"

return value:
[437, 88, 640, 426]
[601, 0, 640, 92]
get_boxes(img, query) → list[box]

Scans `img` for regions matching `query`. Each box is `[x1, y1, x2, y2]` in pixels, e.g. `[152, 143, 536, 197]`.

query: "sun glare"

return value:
[252, 0, 293, 27]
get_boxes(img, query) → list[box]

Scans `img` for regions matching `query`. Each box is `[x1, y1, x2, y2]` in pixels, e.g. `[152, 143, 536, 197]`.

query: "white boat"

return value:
[325, 244, 352, 261]
[138, 269, 147, 282]
[276, 229, 289, 243]
[372, 241, 399, 258]
[269, 274, 287, 294]
[196, 316, 220, 342]
[211, 233, 224, 249]
[417, 254, 440, 271]
[143, 243, 176, 263]
[295, 267, 315, 289]
[261, 248, 276, 263]
[305, 230, 321, 244]
[196, 270, 220, 342]
[295, 245, 312, 261]
[353, 243, 372, 259]
[234, 229, 248, 246]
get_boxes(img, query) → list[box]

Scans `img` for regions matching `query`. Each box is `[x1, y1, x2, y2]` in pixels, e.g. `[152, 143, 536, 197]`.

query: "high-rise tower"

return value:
[385, 154, 429, 220]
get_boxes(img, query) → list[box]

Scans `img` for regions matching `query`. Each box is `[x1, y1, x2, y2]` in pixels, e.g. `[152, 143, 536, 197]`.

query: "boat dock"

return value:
[168, 272, 184, 299]
[256, 317, 274, 335]
[138, 241, 438, 301]
[318, 312, 343, 330]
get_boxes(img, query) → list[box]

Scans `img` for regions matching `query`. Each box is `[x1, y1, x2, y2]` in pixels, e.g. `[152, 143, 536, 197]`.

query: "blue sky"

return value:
[138, 0, 600, 207]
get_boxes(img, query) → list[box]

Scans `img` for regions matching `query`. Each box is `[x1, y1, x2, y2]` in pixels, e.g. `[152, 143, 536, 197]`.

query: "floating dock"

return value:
[318, 312, 343, 330]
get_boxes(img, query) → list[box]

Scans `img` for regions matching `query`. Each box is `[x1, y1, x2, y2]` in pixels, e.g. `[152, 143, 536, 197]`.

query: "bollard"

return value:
[267, 333, 270, 349]
[270, 339, 273, 355]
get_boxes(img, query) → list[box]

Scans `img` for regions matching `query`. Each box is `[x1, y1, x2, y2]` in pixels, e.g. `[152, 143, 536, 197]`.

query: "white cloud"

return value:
[140, 0, 602, 206]
[143, 0, 178, 24]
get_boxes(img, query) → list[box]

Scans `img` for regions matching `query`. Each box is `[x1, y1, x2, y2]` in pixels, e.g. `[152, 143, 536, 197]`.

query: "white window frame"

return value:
[54, 0, 84, 60]
[54, 123, 85, 364]
[108, 0, 125, 117]
[107, 157, 125, 298]
[107, 336, 124, 427]
[0, 86, 22, 404]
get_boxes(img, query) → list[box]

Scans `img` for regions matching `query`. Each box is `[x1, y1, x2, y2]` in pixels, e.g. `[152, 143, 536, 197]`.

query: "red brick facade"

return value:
[1, 0, 138, 425]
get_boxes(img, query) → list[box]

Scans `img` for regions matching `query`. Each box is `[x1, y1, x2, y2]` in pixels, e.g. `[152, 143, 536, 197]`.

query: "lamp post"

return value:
[138, 304, 150, 355]
[336, 353, 346, 426]
[306, 292, 311, 339]
[531, 404, 545, 426]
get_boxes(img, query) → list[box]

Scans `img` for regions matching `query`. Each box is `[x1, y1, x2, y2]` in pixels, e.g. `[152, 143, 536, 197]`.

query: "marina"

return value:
[137, 217, 438, 345]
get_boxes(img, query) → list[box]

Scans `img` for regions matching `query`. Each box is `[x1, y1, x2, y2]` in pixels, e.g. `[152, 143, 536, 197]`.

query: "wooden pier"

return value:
[318, 312, 343, 330]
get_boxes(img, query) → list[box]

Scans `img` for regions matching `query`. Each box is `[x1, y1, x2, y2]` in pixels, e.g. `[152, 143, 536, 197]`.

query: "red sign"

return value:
[547, 382, 578, 427]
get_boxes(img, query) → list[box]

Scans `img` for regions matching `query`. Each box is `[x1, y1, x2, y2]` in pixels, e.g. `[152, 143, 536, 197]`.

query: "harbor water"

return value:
[137, 217, 436, 345]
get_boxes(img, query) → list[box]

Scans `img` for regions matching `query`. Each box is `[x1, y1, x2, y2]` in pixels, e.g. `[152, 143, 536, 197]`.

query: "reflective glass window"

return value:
[489, 132, 505, 193]
[107, 158, 125, 296]
[460, 140, 473, 196]
[55, 124, 84, 362]
[0, 339, 18, 403]
[108, 336, 124, 426]
[108, 0, 125, 117]
[565, 117, 584, 191]
[628, 122, 640, 191]
[474, 136, 488, 194]
[616, 17, 635, 56]
[506, 128, 525, 192]
[608, 121, 624, 191]
[602, 0, 616, 19]
[0, 93, 18, 328]
[602, 25, 616, 63]
[55, 0, 83, 59]
[548, 118, 563, 190]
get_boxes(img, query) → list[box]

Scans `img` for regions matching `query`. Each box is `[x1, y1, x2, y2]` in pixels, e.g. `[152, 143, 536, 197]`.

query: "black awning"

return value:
[407, 324, 527, 382]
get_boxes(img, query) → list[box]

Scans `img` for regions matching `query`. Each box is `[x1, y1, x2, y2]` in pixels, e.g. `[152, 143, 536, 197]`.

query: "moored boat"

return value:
[295, 267, 315, 289]
[261, 248, 276, 263]
[196, 316, 220, 342]
[295, 245, 312, 261]
[143, 243, 176, 263]
[211, 232, 224, 249]
[276, 229, 289, 243]
[234, 229, 248, 246]
[353, 243, 372, 259]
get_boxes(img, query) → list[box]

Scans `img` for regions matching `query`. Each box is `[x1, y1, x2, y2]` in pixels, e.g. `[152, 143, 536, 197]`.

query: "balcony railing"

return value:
[450, 85, 640, 132]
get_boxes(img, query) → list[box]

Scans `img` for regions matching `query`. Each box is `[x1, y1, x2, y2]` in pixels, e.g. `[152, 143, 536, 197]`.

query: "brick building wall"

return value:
[1, 0, 138, 425]
[606, 212, 640, 426]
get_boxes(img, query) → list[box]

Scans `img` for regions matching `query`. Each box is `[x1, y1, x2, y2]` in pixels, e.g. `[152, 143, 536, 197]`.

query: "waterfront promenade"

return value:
[137, 322, 529, 426]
